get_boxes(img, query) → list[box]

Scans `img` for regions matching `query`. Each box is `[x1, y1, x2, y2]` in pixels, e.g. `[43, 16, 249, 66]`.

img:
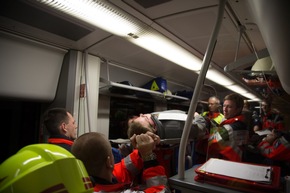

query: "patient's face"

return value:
[129, 114, 155, 130]
[128, 115, 138, 126]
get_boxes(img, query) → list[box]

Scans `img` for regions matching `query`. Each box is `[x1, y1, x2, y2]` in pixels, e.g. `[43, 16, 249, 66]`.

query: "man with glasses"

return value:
[127, 110, 206, 140]
[125, 109, 206, 177]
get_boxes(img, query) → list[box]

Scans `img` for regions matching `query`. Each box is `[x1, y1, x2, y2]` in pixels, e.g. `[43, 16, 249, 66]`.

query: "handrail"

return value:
[177, 0, 227, 179]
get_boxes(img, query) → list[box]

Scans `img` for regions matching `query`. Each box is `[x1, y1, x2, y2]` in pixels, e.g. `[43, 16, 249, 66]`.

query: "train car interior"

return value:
[1, 0, 290, 191]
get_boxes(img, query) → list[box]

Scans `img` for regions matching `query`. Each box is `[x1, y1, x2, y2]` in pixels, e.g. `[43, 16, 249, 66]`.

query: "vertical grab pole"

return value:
[84, 50, 92, 132]
[177, 0, 227, 179]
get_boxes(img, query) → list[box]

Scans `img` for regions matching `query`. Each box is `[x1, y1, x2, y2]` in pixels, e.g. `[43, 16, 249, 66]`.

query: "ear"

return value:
[60, 122, 67, 133]
[106, 156, 114, 169]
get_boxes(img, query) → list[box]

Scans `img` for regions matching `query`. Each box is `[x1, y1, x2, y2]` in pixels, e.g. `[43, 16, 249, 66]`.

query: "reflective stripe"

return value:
[202, 112, 224, 124]
[208, 120, 248, 161]
[223, 125, 249, 146]
[146, 175, 168, 187]
[48, 138, 73, 145]
[124, 154, 140, 176]
[259, 136, 290, 161]
[280, 136, 290, 147]
[213, 114, 224, 125]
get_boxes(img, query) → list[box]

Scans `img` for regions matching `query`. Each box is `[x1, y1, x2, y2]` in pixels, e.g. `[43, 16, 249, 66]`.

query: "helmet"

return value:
[0, 144, 93, 193]
[251, 56, 275, 71]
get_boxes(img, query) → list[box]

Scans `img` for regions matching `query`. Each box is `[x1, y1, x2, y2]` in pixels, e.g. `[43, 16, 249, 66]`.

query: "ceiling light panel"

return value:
[35, 0, 143, 36]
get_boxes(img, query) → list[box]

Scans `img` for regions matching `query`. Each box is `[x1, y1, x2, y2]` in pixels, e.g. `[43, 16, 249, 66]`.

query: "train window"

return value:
[167, 102, 207, 114]
[167, 103, 189, 112]
[109, 97, 154, 139]
[0, 100, 42, 163]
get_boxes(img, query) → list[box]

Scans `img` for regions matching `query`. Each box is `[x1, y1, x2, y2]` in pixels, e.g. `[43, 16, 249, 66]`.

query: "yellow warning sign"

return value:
[150, 80, 159, 91]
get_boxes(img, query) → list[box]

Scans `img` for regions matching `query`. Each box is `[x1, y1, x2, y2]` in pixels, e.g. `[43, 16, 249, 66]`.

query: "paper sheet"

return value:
[198, 158, 272, 183]
[255, 129, 272, 136]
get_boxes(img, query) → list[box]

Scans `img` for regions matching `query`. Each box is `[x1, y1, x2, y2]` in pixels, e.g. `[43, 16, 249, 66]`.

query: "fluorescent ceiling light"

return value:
[221, 82, 260, 100]
[248, 98, 262, 102]
[242, 92, 258, 99]
[128, 29, 202, 71]
[36, 0, 142, 36]
[36, 0, 202, 71]
[249, 99, 261, 102]
[227, 84, 248, 94]
[35, 0, 260, 100]
[205, 68, 234, 86]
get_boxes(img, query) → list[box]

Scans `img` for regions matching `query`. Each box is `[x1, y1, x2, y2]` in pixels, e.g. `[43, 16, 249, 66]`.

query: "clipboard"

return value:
[194, 159, 281, 193]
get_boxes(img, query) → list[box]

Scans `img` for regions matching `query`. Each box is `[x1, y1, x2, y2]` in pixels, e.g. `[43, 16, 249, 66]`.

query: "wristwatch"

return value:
[142, 153, 157, 161]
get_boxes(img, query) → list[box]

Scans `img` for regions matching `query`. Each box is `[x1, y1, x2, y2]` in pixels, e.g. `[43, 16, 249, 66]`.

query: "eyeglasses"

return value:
[141, 115, 155, 129]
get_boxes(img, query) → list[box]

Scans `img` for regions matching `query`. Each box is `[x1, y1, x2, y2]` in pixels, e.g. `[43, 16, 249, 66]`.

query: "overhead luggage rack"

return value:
[99, 78, 190, 102]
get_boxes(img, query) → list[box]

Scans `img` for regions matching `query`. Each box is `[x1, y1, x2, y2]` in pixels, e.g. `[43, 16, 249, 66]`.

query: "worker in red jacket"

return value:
[42, 108, 77, 152]
[72, 131, 170, 193]
[208, 93, 249, 162]
[253, 99, 285, 132]
[257, 130, 290, 178]
[258, 130, 290, 162]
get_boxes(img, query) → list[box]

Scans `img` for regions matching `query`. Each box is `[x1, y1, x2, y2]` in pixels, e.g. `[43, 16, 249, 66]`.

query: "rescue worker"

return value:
[202, 96, 224, 130]
[257, 130, 290, 178]
[244, 99, 285, 164]
[208, 93, 249, 162]
[71, 131, 170, 193]
[42, 107, 77, 152]
[253, 99, 285, 132]
[0, 144, 94, 193]
[258, 130, 290, 162]
[42, 107, 123, 163]
[242, 99, 255, 137]
[195, 96, 224, 163]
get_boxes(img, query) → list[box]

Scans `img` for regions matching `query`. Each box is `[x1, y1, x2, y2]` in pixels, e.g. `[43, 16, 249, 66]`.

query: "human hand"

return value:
[145, 131, 160, 146]
[130, 134, 137, 149]
[253, 125, 260, 132]
[263, 130, 278, 144]
[130, 131, 160, 149]
[135, 133, 155, 158]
